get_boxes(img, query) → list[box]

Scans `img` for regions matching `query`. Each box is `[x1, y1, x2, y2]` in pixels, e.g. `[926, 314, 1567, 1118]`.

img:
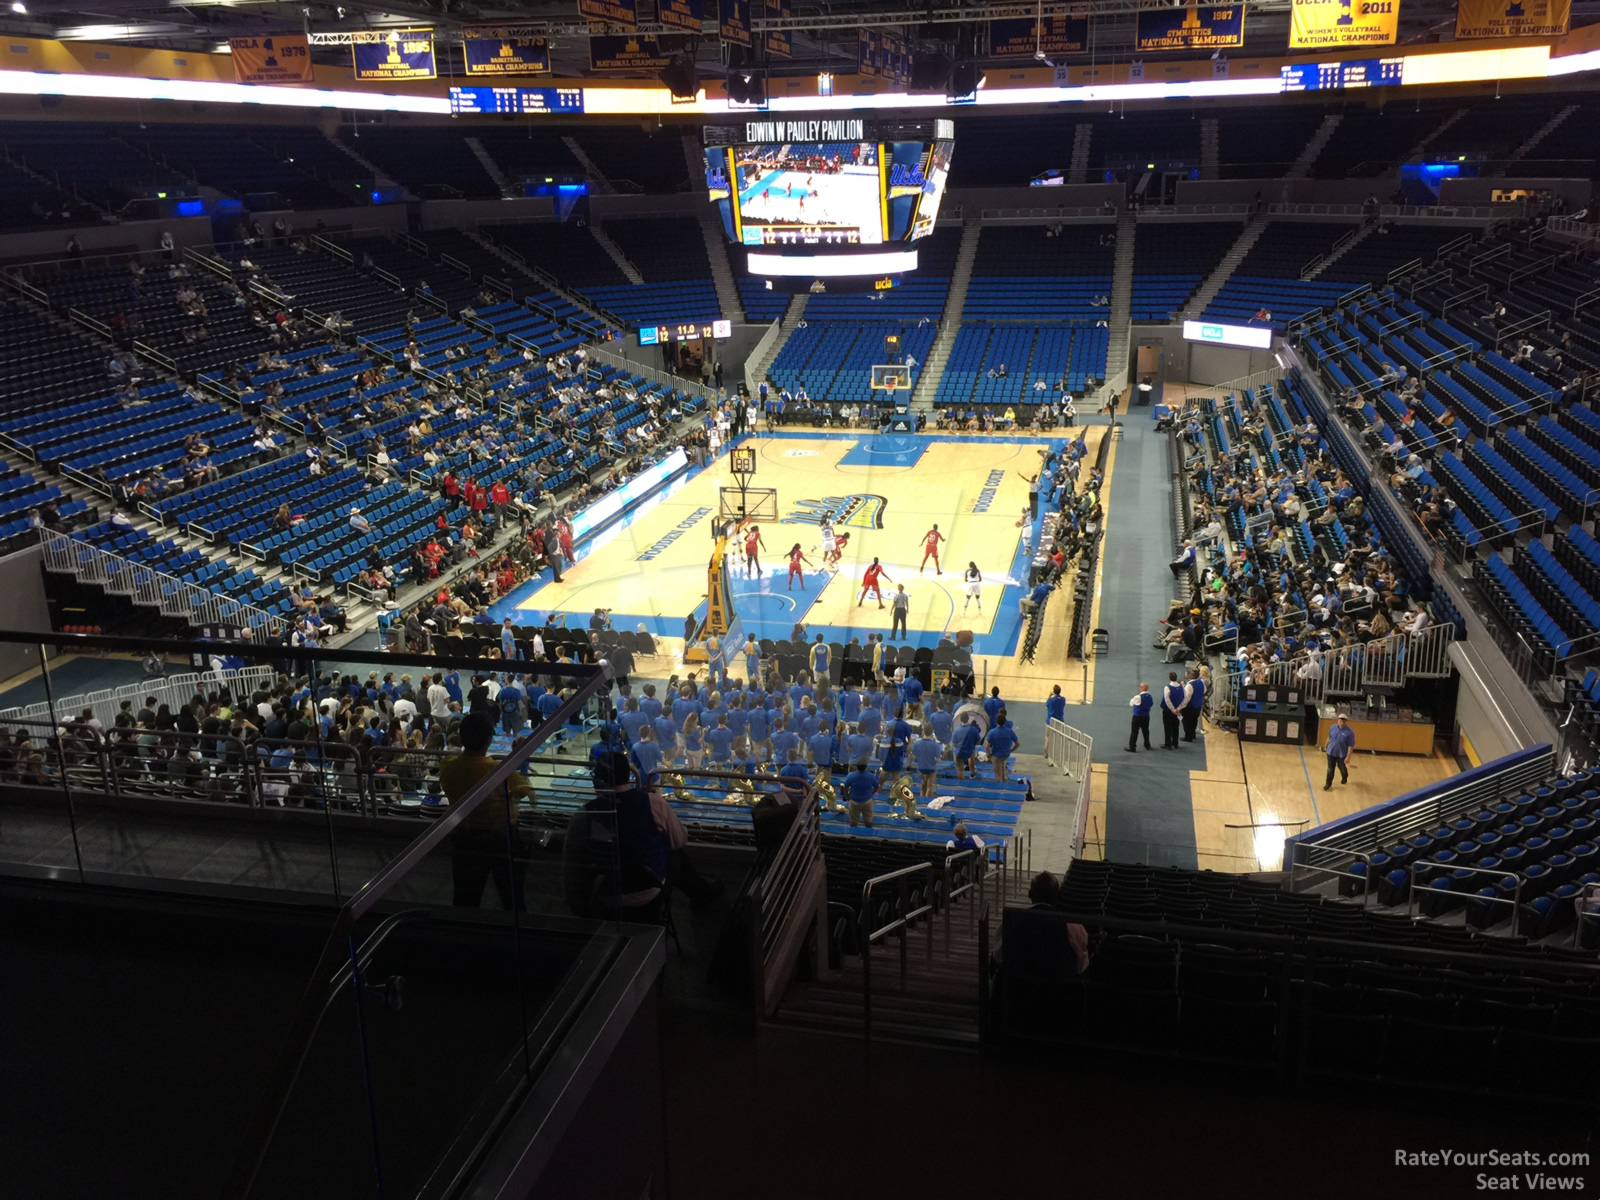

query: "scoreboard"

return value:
[1280, 57, 1403, 91]
[448, 86, 584, 114]
[639, 319, 733, 345]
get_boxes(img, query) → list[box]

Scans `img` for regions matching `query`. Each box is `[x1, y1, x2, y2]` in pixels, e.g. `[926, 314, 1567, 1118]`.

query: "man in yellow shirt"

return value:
[440, 712, 535, 909]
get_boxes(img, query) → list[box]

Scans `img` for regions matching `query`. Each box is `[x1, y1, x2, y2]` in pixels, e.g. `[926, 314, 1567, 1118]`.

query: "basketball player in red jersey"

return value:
[786, 542, 814, 591]
[744, 523, 767, 578]
[919, 523, 945, 575]
[857, 557, 892, 609]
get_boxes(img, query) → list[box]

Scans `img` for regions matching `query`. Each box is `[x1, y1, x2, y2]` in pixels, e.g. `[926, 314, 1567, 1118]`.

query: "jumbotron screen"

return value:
[702, 134, 953, 249]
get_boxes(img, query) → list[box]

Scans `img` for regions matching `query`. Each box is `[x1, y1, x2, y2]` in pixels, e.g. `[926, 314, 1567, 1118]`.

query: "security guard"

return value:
[1126, 683, 1154, 752]
[1182, 667, 1207, 743]
[1161, 671, 1191, 750]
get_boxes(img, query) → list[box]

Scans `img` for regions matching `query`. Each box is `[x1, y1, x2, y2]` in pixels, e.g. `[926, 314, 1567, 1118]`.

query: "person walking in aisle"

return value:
[962, 562, 983, 614]
[1126, 683, 1153, 752]
[889, 584, 910, 640]
[1161, 672, 1190, 750]
[1324, 710, 1355, 790]
[1045, 684, 1066, 748]
[1181, 667, 1206, 743]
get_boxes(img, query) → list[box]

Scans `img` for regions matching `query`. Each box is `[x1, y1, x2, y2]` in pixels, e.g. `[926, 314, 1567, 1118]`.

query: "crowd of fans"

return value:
[1162, 392, 1434, 688]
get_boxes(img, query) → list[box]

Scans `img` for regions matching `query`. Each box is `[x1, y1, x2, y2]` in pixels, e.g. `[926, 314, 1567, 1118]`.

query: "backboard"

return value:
[871, 363, 912, 391]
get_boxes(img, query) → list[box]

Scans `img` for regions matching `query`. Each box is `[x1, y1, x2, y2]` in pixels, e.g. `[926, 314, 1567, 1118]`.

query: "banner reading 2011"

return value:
[1290, 0, 1399, 48]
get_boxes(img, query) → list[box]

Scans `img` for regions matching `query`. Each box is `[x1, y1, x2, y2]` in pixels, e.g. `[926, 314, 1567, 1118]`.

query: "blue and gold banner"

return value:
[463, 34, 550, 75]
[719, 0, 752, 47]
[1455, 0, 1568, 38]
[990, 16, 1089, 56]
[1289, 0, 1399, 48]
[228, 34, 313, 84]
[589, 35, 672, 69]
[351, 29, 436, 80]
[764, 0, 791, 57]
[658, 0, 703, 32]
[858, 28, 879, 76]
[579, 0, 637, 27]
[1135, 3, 1245, 51]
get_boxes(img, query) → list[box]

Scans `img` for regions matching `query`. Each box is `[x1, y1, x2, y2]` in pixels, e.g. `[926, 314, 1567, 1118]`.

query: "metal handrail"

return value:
[1290, 846, 1375, 908]
[859, 860, 934, 1040]
[1405, 861, 1522, 937]
[942, 848, 981, 949]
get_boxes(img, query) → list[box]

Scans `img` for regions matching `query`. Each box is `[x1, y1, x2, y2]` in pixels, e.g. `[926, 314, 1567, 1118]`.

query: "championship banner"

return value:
[765, 0, 791, 57]
[858, 28, 879, 76]
[990, 15, 1089, 57]
[351, 29, 436, 80]
[579, 0, 637, 27]
[589, 35, 671, 70]
[463, 35, 551, 75]
[1289, 0, 1399, 48]
[1455, 0, 1569, 38]
[1135, 3, 1245, 51]
[228, 34, 313, 84]
[658, 0, 703, 32]
[719, 0, 752, 47]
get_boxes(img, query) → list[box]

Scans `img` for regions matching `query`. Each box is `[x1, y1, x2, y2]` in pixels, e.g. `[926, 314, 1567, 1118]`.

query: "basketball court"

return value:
[488, 429, 1099, 664]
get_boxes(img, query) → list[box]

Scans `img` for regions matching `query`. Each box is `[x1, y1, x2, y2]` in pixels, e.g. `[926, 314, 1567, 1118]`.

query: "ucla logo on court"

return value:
[785, 494, 887, 529]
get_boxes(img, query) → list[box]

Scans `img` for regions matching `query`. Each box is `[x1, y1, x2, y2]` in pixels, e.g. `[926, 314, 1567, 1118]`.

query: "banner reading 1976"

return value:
[229, 34, 313, 84]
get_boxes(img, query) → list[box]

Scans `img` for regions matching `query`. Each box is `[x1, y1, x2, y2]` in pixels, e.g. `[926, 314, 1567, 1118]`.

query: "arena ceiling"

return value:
[0, 0, 1596, 83]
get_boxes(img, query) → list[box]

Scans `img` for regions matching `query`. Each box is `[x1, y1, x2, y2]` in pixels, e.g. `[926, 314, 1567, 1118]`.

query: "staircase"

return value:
[1067, 122, 1094, 186]
[589, 222, 645, 285]
[1102, 208, 1137, 397]
[1181, 216, 1268, 319]
[746, 293, 808, 392]
[774, 876, 1010, 1046]
[562, 135, 613, 193]
[1510, 104, 1579, 164]
[324, 130, 397, 189]
[1303, 220, 1376, 280]
[1408, 107, 1468, 160]
[1199, 118, 1220, 182]
[700, 216, 744, 324]
[466, 228, 624, 329]
[910, 220, 982, 407]
[464, 136, 516, 199]
[1286, 114, 1341, 180]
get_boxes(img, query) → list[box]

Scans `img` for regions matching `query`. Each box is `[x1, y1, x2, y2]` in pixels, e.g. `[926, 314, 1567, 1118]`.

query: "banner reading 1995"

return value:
[1135, 3, 1245, 51]
[1289, 0, 1399, 48]
[351, 29, 436, 80]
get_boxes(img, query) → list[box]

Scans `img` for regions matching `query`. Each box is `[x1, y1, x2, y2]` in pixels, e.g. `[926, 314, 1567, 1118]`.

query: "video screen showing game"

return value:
[731, 142, 883, 246]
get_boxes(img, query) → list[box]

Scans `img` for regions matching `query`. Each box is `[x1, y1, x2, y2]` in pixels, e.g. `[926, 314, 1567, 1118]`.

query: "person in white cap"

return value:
[349, 506, 370, 533]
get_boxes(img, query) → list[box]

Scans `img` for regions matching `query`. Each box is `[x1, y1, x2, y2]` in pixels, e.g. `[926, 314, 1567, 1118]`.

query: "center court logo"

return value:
[784, 494, 887, 528]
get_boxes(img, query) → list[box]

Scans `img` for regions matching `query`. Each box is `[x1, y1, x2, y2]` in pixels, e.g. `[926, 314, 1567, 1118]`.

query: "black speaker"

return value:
[910, 53, 950, 90]
[948, 61, 980, 97]
[727, 70, 766, 105]
[660, 52, 699, 99]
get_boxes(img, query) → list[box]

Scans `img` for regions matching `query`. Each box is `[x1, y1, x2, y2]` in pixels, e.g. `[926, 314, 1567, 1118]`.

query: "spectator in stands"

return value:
[442, 713, 532, 909]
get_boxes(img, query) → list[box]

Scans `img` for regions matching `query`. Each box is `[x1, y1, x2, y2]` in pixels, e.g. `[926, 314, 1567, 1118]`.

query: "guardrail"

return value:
[0, 664, 274, 728]
[980, 205, 1114, 221]
[859, 861, 934, 1040]
[1044, 716, 1094, 863]
[749, 783, 827, 1019]
[41, 531, 278, 633]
